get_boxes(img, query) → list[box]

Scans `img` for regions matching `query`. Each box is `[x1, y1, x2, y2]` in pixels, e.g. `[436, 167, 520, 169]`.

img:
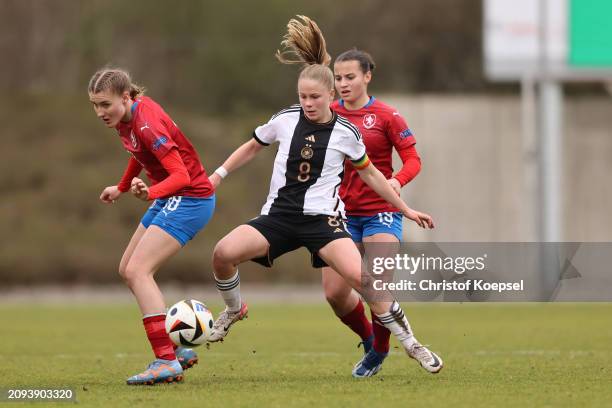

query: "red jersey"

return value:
[116, 96, 213, 198]
[332, 97, 418, 216]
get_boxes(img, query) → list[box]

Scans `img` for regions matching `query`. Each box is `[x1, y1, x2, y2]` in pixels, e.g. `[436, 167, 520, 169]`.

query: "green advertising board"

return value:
[570, 0, 612, 66]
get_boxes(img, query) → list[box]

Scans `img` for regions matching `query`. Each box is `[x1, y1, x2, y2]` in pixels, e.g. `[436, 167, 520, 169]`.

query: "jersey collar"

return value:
[130, 99, 140, 114]
[116, 99, 140, 129]
[339, 96, 376, 109]
[302, 108, 337, 126]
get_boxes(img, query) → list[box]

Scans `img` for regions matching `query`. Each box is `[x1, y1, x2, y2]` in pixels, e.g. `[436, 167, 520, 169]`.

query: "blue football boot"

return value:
[352, 348, 388, 378]
[175, 347, 198, 370]
[126, 358, 184, 385]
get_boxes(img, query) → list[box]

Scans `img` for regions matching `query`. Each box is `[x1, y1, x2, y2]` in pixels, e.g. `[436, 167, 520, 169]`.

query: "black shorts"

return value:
[246, 214, 352, 268]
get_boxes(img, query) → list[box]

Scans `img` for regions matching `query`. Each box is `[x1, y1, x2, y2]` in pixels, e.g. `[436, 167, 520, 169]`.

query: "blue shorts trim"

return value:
[140, 195, 215, 246]
[346, 212, 403, 243]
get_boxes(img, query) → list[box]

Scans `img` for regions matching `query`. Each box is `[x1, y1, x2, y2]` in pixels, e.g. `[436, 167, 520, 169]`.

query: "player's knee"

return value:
[212, 241, 235, 268]
[122, 262, 146, 286]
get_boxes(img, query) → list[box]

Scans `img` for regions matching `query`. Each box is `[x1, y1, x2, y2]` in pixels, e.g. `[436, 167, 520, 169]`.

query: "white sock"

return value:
[375, 301, 418, 349]
[215, 271, 241, 312]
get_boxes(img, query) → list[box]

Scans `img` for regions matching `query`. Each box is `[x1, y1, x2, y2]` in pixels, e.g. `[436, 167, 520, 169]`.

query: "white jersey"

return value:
[253, 105, 366, 217]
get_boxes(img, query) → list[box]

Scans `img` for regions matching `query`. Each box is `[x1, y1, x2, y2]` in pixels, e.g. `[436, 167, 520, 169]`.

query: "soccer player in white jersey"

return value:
[207, 16, 443, 376]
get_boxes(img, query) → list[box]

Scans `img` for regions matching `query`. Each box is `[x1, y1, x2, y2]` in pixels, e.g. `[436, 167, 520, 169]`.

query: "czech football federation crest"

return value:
[130, 131, 138, 149]
[363, 114, 376, 129]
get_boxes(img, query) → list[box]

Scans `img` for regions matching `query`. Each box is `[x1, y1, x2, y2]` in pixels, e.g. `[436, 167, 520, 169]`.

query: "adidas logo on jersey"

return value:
[333, 228, 343, 233]
[305, 135, 316, 143]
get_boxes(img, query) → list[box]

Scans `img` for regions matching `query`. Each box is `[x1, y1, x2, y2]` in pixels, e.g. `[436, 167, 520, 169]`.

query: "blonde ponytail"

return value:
[275, 16, 333, 90]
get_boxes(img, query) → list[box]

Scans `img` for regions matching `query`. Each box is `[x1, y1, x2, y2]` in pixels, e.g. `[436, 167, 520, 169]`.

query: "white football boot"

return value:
[208, 302, 248, 342]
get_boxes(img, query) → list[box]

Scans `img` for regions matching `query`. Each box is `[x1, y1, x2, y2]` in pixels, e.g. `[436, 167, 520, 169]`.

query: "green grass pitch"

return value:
[1, 302, 610, 407]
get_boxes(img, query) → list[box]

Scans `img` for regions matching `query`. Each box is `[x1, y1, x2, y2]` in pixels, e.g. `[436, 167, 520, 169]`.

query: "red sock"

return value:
[143, 314, 176, 361]
[339, 300, 373, 341]
[371, 312, 391, 353]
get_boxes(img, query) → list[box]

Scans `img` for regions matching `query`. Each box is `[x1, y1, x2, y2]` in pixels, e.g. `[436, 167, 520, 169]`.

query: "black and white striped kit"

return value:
[253, 105, 365, 218]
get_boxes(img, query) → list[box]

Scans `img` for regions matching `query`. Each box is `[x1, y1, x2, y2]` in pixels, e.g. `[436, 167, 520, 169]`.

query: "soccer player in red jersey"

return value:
[323, 49, 423, 377]
[88, 68, 215, 385]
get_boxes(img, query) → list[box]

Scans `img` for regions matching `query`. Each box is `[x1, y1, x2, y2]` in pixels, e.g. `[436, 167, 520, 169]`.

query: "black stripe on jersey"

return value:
[252, 131, 270, 146]
[269, 112, 333, 215]
[332, 178, 342, 212]
[270, 104, 301, 121]
[336, 115, 362, 141]
[332, 172, 342, 199]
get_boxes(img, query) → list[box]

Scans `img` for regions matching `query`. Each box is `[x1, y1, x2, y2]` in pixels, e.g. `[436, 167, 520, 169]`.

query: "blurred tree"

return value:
[0, 0, 486, 114]
[0, 0, 502, 284]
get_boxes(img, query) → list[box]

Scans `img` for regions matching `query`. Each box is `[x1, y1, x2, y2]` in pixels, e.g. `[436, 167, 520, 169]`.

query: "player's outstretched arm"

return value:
[355, 163, 434, 229]
[210, 139, 265, 188]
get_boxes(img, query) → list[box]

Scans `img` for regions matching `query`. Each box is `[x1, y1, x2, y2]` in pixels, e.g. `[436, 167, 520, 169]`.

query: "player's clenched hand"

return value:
[100, 185, 122, 204]
[402, 208, 434, 229]
[387, 178, 401, 196]
[130, 177, 149, 201]
[209, 173, 222, 189]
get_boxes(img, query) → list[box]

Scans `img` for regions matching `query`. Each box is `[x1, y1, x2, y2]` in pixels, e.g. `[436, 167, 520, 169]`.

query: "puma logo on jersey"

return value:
[305, 135, 316, 143]
[140, 123, 150, 131]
